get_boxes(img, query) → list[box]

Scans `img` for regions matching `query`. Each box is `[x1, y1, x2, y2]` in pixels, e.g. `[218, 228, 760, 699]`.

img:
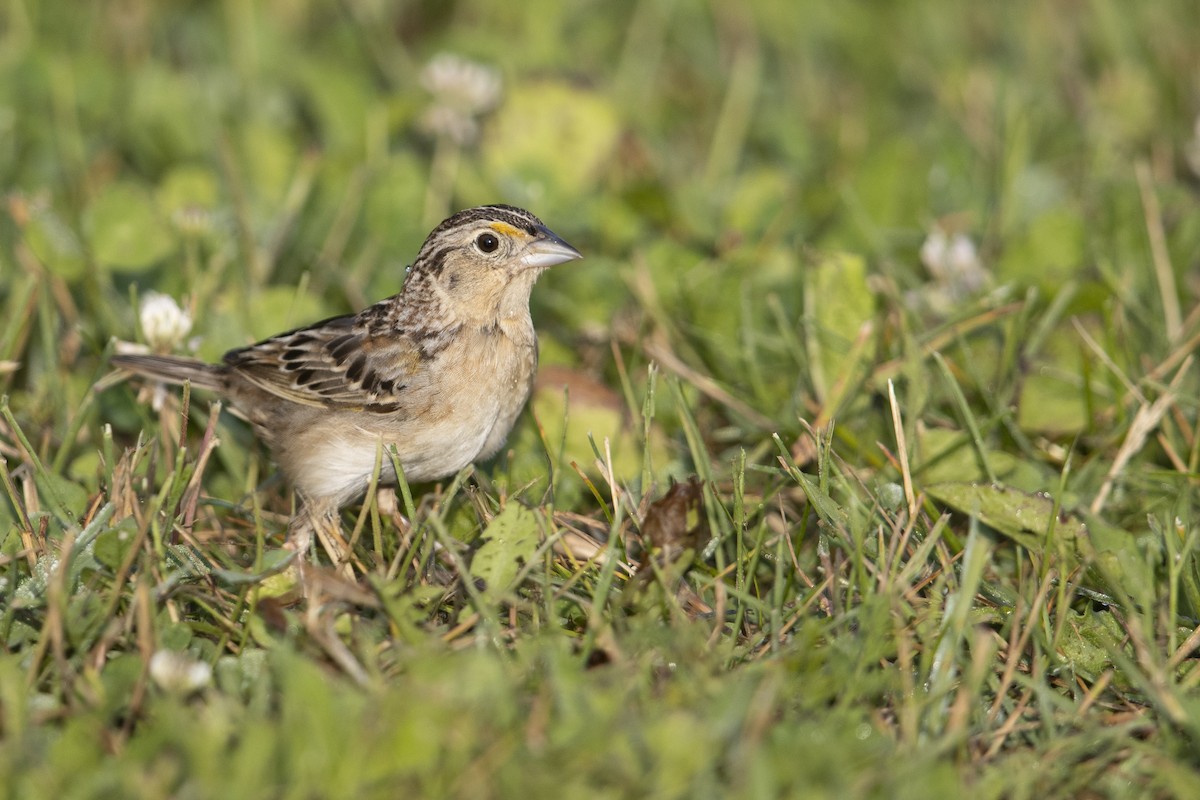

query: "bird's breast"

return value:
[442, 316, 538, 462]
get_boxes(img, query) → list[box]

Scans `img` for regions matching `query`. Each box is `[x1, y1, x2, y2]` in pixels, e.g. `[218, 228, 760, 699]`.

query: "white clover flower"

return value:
[421, 105, 481, 147]
[139, 292, 192, 353]
[919, 226, 987, 298]
[421, 53, 502, 114]
[419, 53, 502, 145]
[171, 206, 213, 236]
[149, 650, 212, 695]
[918, 228, 949, 275]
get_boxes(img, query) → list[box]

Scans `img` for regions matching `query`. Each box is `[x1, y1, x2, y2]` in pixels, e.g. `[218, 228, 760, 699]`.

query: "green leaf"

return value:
[84, 181, 177, 272]
[164, 545, 213, 579]
[215, 648, 271, 699]
[159, 621, 194, 651]
[806, 252, 873, 403]
[926, 482, 1084, 554]
[1017, 372, 1088, 434]
[777, 451, 849, 531]
[64, 593, 108, 649]
[848, 137, 927, 231]
[926, 482, 1153, 601]
[483, 81, 619, 201]
[1055, 606, 1126, 680]
[725, 168, 793, 237]
[126, 64, 217, 164]
[469, 503, 542, 600]
[238, 123, 299, 212]
[915, 428, 1048, 491]
[212, 548, 295, 587]
[521, 367, 672, 487]
[1080, 511, 1157, 608]
[99, 653, 143, 720]
[157, 165, 221, 217]
[93, 519, 138, 570]
[23, 207, 86, 279]
[34, 471, 90, 527]
[998, 207, 1084, 288]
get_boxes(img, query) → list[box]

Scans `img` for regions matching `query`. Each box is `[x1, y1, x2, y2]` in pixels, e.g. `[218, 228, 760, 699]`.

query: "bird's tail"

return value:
[110, 354, 224, 391]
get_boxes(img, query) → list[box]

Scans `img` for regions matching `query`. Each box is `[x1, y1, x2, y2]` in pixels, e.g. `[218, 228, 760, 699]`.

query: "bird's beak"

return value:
[520, 226, 583, 270]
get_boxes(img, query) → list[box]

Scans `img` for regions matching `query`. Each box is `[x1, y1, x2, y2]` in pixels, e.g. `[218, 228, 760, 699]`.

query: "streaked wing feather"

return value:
[223, 313, 420, 411]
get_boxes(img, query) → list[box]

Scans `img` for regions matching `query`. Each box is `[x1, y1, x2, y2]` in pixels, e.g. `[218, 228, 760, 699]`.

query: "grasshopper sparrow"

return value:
[113, 205, 581, 558]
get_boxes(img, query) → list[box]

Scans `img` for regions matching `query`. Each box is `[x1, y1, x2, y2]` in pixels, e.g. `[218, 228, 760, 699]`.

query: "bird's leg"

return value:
[283, 498, 319, 558]
[374, 486, 412, 542]
[315, 522, 356, 579]
[285, 496, 340, 564]
[285, 495, 364, 579]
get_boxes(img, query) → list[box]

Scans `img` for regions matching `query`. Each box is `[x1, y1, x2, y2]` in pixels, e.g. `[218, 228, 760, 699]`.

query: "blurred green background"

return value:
[7, 0, 1196, 355]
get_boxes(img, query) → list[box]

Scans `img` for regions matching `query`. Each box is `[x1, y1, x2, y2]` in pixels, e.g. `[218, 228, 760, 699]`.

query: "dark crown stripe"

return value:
[423, 205, 544, 244]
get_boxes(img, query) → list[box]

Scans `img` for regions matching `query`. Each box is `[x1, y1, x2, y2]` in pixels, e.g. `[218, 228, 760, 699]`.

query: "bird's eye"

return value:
[476, 232, 500, 253]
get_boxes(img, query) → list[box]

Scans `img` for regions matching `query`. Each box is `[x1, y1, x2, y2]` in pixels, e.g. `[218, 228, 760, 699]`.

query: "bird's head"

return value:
[408, 205, 582, 322]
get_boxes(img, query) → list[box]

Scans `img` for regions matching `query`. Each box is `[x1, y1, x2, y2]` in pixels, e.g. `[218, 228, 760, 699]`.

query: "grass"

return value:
[3, 0, 1200, 797]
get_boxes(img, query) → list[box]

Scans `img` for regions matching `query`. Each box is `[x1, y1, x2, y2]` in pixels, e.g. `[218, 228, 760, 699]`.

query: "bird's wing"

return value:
[222, 313, 424, 413]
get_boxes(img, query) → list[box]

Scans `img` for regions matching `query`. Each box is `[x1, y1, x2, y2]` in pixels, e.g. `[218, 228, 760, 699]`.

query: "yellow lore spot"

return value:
[488, 221, 526, 239]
